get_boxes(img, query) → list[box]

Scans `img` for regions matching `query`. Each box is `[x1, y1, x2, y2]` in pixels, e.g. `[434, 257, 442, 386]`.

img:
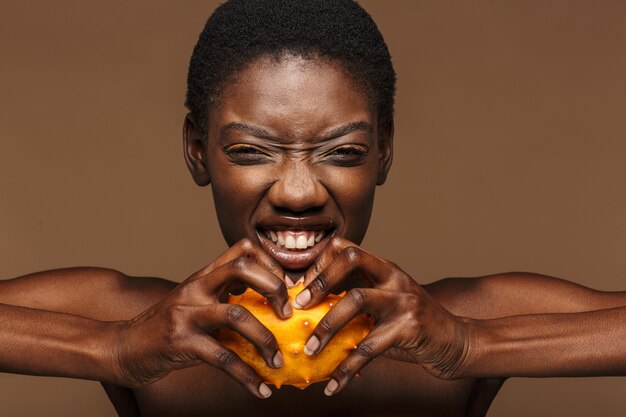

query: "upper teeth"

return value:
[266, 230, 324, 250]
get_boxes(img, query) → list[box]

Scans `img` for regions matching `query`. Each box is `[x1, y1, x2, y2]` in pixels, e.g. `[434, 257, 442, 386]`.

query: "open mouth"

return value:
[263, 230, 325, 250]
[256, 222, 336, 271]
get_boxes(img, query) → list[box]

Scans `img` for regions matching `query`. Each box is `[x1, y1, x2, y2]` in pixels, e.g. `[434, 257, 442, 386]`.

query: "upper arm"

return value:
[0, 267, 176, 320]
[425, 272, 626, 319]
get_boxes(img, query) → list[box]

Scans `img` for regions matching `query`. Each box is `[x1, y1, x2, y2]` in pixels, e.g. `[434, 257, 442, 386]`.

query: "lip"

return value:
[255, 216, 337, 271]
[256, 215, 337, 232]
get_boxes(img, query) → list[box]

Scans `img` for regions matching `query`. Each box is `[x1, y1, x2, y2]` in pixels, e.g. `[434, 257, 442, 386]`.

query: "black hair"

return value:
[185, 0, 396, 137]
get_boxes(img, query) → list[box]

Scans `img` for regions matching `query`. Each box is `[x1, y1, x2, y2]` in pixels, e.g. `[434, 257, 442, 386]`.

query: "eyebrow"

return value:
[221, 122, 276, 140]
[320, 121, 373, 141]
[220, 121, 373, 142]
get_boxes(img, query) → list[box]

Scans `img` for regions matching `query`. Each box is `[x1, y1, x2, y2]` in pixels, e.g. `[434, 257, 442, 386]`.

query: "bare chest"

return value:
[133, 358, 476, 417]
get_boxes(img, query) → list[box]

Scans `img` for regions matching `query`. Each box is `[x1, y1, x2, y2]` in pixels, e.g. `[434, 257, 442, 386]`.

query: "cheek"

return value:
[321, 164, 378, 243]
[210, 164, 273, 245]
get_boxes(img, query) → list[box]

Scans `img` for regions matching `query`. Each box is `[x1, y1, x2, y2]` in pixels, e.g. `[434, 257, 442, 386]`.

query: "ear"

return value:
[376, 119, 394, 185]
[183, 113, 211, 186]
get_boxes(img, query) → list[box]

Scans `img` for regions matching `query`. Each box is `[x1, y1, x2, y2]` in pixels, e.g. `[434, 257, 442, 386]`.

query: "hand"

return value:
[293, 237, 470, 396]
[112, 239, 291, 398]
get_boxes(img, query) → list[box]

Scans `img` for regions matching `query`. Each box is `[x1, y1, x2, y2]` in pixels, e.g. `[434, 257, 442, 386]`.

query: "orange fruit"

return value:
[218, 282, 373, 389]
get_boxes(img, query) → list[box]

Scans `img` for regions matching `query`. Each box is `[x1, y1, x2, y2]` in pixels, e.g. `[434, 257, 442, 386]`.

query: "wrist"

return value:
[90, 320, 130, 385]
[453, 317, 486, 379]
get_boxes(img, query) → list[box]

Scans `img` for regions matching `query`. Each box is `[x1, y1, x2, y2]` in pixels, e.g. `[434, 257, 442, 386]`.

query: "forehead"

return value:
[208, 55, 375, 142]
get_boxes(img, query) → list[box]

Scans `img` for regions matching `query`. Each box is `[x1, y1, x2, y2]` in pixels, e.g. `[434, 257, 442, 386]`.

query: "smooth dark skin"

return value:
[112, 55, 626, 416]
[2, 54, 626, 417]
[124, 55, 490, 417]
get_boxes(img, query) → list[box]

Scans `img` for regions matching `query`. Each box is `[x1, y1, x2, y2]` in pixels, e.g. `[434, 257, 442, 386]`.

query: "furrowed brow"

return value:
[320, 121, 373, 141]
[220, 122, 276, 140]
[220, 121, 373, 143]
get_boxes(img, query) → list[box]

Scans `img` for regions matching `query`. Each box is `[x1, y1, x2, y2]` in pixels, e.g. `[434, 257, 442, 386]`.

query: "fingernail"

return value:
[304, 335, 320, 355]
[259, 383, 272, 398]
[285, 275, 295, 288]
[282, 301, 293, 317]
[273, 351, 284, 367]
[295, 276, 304, 285]
[324, 379, 338, 396]
[294, 289, 311, 309]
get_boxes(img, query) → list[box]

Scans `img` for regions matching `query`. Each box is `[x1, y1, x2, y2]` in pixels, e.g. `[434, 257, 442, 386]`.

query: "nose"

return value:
[267, 160, 329, 213]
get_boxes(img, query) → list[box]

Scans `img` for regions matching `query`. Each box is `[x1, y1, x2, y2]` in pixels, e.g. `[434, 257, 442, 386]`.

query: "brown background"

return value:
[1, 0, 625, 415]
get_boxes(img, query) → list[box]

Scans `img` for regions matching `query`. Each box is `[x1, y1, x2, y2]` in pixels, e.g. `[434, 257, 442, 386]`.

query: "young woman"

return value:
[1, 1, 625, 416]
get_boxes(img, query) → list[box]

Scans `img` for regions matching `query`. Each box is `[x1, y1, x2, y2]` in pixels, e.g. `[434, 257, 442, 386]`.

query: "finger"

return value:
[303, 236, 353, 285]
[193, 334, 273, 399]
[208, 258, 292, 319]
[190, 304, 283, 369]
[303, 288, 386, 356]
[191, 238, 285, 284]
[295, 246, 391, 310]
[323, 325, 395, 396]
[230, 238, 285, 280]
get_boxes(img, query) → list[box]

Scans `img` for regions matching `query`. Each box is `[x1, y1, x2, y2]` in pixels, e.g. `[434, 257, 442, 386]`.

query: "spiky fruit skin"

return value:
[218, 283, 373, 389]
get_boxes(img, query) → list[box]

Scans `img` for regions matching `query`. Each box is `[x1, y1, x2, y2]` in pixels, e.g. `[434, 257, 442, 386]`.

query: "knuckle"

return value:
[354, 342, 376, 359]
[404, 294, 423, 316]
[176, 280, 202, 300]
[330, 236, 346, 252]
[336, 363, 354, 379]
[237, 238, 254, 252]
[317, 316, 335, 334]
[163, 305, 188, 345]
[215, 349, 235, 368]
[403, 308, 423, 331]
[260, 330, 276, 348]
[267, 279, 283, 295]
[226, 304, 250, 324]
[229, 256, 252, 274]
[346, 288, 367, 308]
[342, 246, 362, 263]
[263, 281, 287, 306]
[309, 262, 322, 276]
[165, 304, 186, 326]
[243, 368, 258, 386]
[311, 273, 328, 293]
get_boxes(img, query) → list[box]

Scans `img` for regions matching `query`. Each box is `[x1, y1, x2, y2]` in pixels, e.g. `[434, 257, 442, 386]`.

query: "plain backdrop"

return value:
[1, 0, 625, 415]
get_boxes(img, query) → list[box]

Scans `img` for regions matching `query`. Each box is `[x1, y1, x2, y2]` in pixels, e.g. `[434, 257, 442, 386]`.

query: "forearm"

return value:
[0, 302, 123, 383]
[462, 305, 626, 378]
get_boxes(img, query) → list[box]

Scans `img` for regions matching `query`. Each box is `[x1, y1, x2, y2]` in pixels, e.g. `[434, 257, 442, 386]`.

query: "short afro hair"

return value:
[185, 0, 396, 137]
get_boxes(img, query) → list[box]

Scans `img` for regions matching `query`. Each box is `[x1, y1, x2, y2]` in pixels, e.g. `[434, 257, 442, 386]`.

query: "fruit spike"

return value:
[217, 282, 373, 389]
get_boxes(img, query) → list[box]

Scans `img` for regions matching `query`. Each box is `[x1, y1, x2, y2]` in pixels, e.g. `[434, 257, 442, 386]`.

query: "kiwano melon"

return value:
[218, 282, 373, 389]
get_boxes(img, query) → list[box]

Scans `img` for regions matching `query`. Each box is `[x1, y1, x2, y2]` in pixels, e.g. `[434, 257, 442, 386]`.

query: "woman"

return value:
[1, 1, 625, 416]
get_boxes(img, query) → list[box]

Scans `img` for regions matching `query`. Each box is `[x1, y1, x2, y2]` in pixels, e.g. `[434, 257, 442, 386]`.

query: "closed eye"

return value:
[325, 144, 369, 165]
[223, 144, 271, 165]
